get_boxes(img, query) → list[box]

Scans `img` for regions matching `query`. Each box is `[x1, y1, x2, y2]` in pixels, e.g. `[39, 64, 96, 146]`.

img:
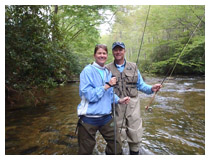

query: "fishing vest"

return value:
[106, 61, 138, 98]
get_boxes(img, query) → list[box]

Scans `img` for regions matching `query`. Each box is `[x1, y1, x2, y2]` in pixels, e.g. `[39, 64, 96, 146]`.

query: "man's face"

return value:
[112, 46, 125, 62]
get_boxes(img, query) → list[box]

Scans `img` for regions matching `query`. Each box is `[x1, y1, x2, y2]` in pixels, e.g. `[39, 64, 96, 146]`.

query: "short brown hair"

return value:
[94, 44, 108, 55]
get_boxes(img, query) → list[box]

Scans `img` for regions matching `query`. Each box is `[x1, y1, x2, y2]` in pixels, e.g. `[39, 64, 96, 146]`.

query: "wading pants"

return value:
[116, 96, 143, 152]
[77, 118, 122, 155]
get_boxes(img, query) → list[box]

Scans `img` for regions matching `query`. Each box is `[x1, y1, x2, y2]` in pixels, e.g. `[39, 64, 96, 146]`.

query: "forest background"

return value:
[5, 5, 205, 105]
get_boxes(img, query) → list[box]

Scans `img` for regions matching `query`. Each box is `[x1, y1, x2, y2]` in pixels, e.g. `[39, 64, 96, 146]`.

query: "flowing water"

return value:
[5, 76, 205, 155]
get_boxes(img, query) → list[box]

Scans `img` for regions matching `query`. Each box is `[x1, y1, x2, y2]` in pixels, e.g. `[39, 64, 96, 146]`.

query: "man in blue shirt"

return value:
[106, 42, 161, 155]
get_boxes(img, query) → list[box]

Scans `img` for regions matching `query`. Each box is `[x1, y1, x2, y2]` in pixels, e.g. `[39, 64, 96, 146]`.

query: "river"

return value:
[5, 76, 205, 155]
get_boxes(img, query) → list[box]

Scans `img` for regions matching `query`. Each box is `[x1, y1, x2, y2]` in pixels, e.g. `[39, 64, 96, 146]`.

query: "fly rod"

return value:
[145, 14, 205, 112]
[120, 5, 151, 133]
[113, 85, 117, 155]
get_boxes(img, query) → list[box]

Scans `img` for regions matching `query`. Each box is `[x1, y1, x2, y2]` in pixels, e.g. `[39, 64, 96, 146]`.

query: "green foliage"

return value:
[5, 5, 114, 96]
[6, 5, 57, 91]
[5, 5, 205, 105]
[101, 5, 205, 75]
[56, 5, 117, 68]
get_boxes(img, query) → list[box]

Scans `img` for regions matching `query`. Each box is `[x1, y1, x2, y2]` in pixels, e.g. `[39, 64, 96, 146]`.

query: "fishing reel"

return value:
[145, 105, 153, 112]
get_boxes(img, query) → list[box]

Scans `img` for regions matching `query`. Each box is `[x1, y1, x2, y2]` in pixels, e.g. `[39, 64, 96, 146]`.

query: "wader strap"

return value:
[75, 116, 83, 135]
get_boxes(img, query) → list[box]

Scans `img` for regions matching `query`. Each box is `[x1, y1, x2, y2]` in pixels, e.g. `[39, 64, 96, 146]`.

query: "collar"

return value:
[92, 61, 106, 70]
[114, 59, 126, 68]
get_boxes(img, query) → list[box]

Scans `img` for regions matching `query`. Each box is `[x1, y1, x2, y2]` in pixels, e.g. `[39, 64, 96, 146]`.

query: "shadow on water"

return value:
[5, 83, 80, 155]
[5, 77, 205, 155]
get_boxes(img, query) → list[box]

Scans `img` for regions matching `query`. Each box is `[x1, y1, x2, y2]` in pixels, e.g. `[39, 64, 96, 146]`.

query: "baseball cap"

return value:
[112, 42, 125, 50]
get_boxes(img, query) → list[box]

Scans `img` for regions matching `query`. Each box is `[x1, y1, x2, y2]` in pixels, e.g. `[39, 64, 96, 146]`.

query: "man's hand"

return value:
[118, 96, 130, 104]
[151, 84, 162, 92]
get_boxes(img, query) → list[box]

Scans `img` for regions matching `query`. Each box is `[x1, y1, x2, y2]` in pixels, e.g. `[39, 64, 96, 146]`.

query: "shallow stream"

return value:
[5, 76, 205, 155]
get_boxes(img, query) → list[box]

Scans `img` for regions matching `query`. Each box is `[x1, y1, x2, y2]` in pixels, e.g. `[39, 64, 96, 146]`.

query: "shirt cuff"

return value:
[115, 95, 120, 104]
[150, 86, 154, 94]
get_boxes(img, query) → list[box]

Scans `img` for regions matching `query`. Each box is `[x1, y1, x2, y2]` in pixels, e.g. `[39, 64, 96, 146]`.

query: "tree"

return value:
[5, 5, 118, 106]
[101, 5, 205, 75]
[56, 5, 117, 67]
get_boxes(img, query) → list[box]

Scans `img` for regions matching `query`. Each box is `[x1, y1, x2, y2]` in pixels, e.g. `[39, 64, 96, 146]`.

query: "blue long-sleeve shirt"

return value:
[77, 63, 119, 117]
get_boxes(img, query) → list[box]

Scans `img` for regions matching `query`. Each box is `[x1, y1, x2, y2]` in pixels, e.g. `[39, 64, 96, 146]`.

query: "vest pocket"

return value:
[125, 73, 138, 97]
[126, 86, 138, 97]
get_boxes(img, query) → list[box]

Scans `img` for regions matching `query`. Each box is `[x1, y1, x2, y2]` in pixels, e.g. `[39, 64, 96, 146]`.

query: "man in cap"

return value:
[106, 42, 162, 155]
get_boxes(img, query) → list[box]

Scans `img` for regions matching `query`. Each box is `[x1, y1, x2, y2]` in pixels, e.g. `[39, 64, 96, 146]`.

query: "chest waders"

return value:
[106, 62, 143, 151]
